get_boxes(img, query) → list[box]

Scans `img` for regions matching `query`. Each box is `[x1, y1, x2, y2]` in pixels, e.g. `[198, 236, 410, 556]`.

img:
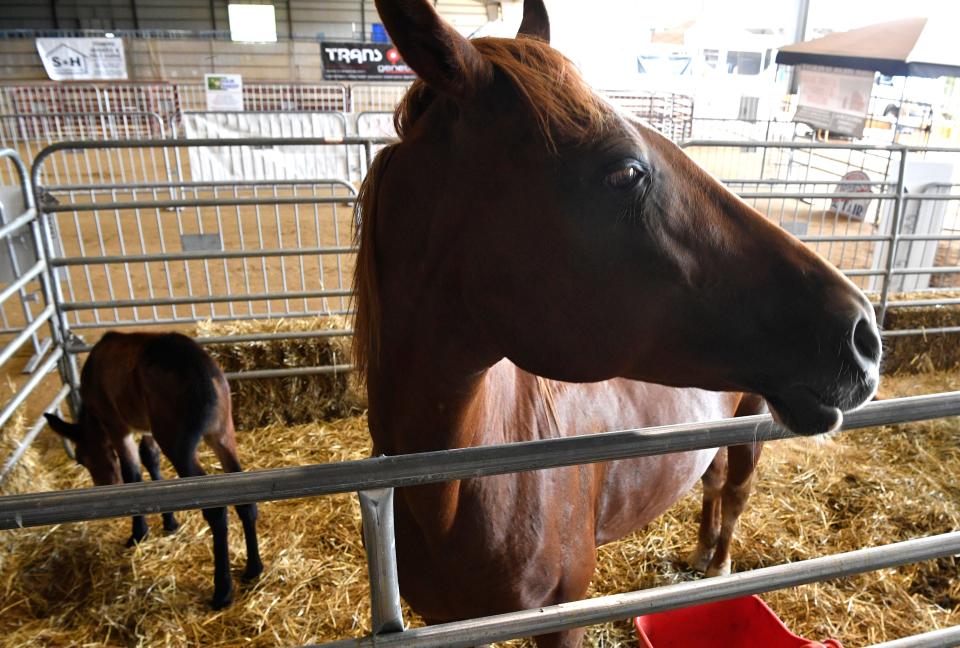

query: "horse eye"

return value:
[605, 164, 644, 189]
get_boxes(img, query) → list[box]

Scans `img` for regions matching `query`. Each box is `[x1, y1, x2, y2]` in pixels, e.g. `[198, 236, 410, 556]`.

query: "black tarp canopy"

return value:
[776, 17, 960, 78]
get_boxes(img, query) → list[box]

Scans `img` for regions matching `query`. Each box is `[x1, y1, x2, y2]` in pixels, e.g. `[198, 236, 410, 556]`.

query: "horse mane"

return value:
[351, 144, 393, 382]
[396, 36, 610, 149]
[353, 36, 611, 380]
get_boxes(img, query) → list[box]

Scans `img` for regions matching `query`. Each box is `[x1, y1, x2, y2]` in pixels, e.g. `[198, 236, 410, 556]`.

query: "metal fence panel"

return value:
[0, 111, 167, 186]
[0, 148, 70, 484]
[602, 90, 694, 141]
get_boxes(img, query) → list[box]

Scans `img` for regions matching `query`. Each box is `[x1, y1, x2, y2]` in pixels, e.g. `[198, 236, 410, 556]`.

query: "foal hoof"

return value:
[125, 532, 148, 548]
[210, 590, 234, 610]
[242, 562, 264, 583]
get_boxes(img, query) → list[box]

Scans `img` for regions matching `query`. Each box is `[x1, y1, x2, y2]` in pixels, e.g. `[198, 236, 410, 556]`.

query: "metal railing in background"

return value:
[603, 90, 695, 141]
[0, 148, 70, 482]
[28, 137, 392, 395]
[0, 111, 167, 186]
[22, 137, 960, 345]
[350, 84, 411, 113]
[175, 83, 350, 113]
[0, 82, 351, 122]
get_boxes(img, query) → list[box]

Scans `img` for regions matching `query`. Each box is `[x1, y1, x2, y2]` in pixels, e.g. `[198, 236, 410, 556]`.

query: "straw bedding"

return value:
[1, 373, 958, 646]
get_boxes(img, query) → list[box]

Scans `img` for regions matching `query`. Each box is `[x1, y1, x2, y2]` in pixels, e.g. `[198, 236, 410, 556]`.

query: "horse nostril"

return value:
[852, 315, 881, 365]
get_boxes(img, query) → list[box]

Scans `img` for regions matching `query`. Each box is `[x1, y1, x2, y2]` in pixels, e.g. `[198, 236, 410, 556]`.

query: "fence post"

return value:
[358, 487, 405, 636]
[29, 155, 81, 415]
[877, 146, 908, 327]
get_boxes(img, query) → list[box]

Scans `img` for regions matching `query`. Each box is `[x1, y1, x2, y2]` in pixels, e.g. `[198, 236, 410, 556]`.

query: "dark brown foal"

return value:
[45, 331, 262, 609]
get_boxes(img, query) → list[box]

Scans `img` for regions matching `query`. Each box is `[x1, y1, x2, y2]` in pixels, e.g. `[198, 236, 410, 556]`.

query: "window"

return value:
[726, 51, 762, 75]
[703, 49, 720, 70]
[228, 4, 278, 43]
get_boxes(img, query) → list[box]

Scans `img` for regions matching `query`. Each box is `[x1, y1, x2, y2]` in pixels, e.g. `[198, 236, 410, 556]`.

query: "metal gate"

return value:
[1, 137, 960, 646]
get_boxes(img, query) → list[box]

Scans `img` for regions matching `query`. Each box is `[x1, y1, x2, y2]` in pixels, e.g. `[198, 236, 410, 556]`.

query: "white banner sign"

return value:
[204, 74, 244, 112]
[182, 112, 350, 182]
[794, 66, 873, 137]
[36, 37, 127, 80]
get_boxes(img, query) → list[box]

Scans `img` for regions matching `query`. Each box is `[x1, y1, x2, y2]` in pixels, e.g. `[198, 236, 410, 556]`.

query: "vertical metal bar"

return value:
[130, 0, 140, 30]
[358, 488, 404, 636]
[878, 148, 908, 327]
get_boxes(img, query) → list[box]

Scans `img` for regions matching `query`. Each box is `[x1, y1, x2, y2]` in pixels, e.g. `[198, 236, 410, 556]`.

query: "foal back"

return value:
[82, 331, 231, 450]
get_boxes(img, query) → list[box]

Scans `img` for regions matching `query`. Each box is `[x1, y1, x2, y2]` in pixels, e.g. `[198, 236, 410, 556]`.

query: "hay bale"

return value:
[883, 300, 960, 375]
[195, 317, 364, 429]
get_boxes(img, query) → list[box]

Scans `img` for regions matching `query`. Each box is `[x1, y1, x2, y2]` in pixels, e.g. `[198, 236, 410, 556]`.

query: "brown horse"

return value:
[44, 331, 262, 609]
[355, 1, 880, 646]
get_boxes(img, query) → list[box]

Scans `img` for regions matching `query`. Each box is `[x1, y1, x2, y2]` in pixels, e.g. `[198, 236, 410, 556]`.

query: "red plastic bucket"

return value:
[635, 595, 843, 648]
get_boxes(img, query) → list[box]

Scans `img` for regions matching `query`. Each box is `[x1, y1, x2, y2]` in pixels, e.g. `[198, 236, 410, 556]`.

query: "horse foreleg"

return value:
[704, 441, 762, 577]
[172, 443, 234, 610]
[206, 427, 263, 582]
[139, 435, 180, 533]
[116, 435, 149, 547]
[687, 447, 726, 572]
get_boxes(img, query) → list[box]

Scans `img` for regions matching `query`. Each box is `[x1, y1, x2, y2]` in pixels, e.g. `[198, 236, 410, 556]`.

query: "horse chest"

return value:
[394, 468, 597, 620]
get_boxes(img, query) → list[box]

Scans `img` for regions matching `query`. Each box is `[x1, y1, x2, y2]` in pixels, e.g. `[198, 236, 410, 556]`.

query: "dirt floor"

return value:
[0, 371, 958, 647]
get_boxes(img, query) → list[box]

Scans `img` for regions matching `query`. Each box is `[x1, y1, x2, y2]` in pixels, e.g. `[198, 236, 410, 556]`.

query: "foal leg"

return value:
[171, 442, 234, 609]
[206, 428, 263, 582]
[704, 442, 763, 577]
[687, 448, 726, 572]
[116, 435, 149, 547]
[139, 435, 180, 533]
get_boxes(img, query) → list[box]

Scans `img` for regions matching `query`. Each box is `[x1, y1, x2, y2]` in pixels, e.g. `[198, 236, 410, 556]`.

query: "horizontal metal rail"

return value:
[0, 304, 53, 367]
[681, 139, 909, 151]
[225, 364, 354, 380]
[65, 328, 353, 354]
[314, 531, 960, 648]
[0, 207, 37, 241]
[869, 626, 960, 648]
[43, 195, 355, 211]
[51, 246, 358, 266]
[0, 259, 44, 306]
[883, 326, 960, 337]
[45, 178, 358, 193]
[737, 191, 899, 199]
[64, 308, 355, 331]
[0, 391, 957, 529]
[886, 298, 960, 308]
[60, 289, 353, 311]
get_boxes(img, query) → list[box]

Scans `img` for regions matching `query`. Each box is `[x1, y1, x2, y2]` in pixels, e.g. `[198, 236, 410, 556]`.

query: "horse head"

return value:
[358, 0, 881, 436]
[44, 411, 121, 486]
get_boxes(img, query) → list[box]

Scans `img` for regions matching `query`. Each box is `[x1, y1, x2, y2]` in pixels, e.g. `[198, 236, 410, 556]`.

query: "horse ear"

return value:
[375, 0, 494, 100]
[517, 0, 550, 43]
[44, 413, 81, 442]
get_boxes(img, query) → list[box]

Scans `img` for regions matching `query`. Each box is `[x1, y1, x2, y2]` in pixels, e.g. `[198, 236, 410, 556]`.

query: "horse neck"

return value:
[365, 292, 500, 456]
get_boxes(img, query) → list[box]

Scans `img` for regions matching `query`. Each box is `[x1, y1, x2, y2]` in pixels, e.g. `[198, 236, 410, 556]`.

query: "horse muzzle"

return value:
[763, 305, 881, 436]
